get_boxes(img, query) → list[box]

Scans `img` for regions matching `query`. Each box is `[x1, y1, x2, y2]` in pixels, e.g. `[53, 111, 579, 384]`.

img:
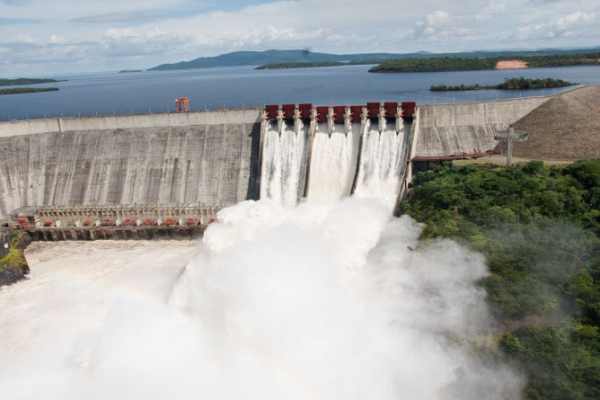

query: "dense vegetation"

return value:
[255, 60, 379, 70]
[431, 77, 576, 91]
[403, 160, 600, 400]
[0, 78, 64, 86]
[370, 52, 600, 73]
[0, 232, 29, 286]
[0, 88, 59, 95]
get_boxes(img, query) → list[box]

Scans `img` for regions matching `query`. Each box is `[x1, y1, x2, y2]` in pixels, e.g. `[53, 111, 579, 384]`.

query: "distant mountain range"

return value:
[147, 47, 600, 71]
[148, 50, 432, 71]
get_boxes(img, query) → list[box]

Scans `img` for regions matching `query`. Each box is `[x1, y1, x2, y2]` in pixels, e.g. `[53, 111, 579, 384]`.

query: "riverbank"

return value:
[0, 231, 31, 287]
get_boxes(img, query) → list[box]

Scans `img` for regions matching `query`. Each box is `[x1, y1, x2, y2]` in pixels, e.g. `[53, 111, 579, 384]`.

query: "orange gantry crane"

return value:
[175, 98, 190, 113]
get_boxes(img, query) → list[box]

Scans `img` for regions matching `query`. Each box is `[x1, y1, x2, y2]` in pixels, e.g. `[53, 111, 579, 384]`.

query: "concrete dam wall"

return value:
[413, 97, 550, 157]
[0, 110, 262, 220]
[0, 96, 552, 221]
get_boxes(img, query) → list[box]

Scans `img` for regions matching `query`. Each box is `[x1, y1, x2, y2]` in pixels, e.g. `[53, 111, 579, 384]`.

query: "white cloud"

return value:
[8, 34, 38, 44]
[101, 27, 189, 57]
[0, 0, 599, 75]
[71, 11, 169, 24]
[516, 11, 600, 41]
[49, 35, 65, 44]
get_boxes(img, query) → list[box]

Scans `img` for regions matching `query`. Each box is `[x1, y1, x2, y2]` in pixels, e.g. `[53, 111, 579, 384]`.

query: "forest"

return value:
[403, 160, 600, 400]
[0, 78, 64, 86]
[431, 77, 576, 91]
[370, 53, 600, 73]
[0, 88, 59, 95]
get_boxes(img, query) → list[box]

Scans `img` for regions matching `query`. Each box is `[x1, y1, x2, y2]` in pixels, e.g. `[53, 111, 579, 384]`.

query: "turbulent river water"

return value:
[0, 199, 524, 400]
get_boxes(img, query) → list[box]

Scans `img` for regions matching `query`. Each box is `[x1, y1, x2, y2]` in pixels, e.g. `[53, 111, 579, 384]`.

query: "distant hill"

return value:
[148, 47, 600, 71]
[147, 50, 425, 71]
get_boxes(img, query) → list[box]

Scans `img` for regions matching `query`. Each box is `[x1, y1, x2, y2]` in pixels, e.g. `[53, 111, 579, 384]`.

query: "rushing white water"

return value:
[353, 118, 409, 210]
[305, 122, 361, 203]
[260, 119, 309, 206]
[0, 198, 523, 400]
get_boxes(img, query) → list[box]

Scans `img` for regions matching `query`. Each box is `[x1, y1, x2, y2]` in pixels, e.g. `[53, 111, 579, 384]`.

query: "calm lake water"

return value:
[1, 64, 600, 121]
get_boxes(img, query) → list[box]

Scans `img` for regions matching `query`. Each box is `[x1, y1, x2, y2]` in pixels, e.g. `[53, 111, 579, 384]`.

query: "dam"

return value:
[0, 95, 550, 238]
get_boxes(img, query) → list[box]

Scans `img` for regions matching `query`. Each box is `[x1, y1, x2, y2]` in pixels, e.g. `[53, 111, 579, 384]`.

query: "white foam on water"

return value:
[0, 198, 523, 400]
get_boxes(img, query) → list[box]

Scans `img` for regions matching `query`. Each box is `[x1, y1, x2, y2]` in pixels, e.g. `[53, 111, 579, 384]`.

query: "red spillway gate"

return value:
[350, 106, 363, 123]
[282, 104, 295, 119]
[402, 102, 417, 118]
[384, 102, 399, 117]
[265, 105, 279, 120]
[366, 102, 380, 118]
[299, 103, 312, 119]
[333, 106, 346, 124]
[316, 106, 329, 123]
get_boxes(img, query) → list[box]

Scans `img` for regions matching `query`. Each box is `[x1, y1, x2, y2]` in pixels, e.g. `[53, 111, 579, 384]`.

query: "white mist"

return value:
[0, 198, 523, 400]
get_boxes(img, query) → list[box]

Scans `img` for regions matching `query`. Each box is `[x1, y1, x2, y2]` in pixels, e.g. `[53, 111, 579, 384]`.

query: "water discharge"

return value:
[0, 198, 522, 400]
[353, 118, 410, 209]
[306, 122, 361, 203]
[260, 120, 310, 206]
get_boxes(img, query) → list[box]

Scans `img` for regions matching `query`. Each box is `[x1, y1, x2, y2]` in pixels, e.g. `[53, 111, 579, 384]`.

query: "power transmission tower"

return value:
[494, 125, 528, 166]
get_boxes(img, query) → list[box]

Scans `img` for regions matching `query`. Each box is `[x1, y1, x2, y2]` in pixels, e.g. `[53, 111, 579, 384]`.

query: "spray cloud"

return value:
[0, 198, 523, 399]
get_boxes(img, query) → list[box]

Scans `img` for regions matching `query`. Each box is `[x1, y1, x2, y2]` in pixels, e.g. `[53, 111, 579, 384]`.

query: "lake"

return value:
[1, 64, 599, 121]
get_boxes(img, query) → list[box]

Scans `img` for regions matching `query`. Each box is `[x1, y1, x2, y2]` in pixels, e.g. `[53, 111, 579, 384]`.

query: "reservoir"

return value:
[1, 64, 599, 121]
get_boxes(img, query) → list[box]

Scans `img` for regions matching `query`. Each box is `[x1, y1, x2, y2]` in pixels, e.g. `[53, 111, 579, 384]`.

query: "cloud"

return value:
[101, 27, 188, 56]
[516, 10, 600, 40]
[71, 11, 170, 24]
[1, 0, 599, 75]
[410, 10, 479, 41]
[0, 17, 38, 25]
[49, 35, 65, 44]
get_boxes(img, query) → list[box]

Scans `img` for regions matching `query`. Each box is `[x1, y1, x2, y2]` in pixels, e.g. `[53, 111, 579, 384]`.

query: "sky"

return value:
[1, 0, 599, 77]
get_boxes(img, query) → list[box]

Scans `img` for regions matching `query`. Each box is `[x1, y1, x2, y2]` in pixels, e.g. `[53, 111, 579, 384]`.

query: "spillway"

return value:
[353, 118, 410, 210]
[259, 119, 310, 207]
[305, 122, 361, 203]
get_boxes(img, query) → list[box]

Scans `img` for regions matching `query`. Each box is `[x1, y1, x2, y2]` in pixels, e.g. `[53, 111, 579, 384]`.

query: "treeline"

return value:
[371, 57, 497, 73]
[370, 52, 600, 72]
[0, 78, 64, 86]
[431, 77, 576, 91]
[403, 160, 600, 400]
[497, 77, 575, 89]
[255, 60, 379, 70]
[0, 88, 59, 95]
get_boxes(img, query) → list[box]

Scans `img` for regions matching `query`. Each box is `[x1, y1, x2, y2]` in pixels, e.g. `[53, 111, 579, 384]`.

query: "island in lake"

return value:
[430, 77, 576, 92]
[0, 78, 65, 86]
[0, 88, 59, 95]
[370, 52, 600, 73]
